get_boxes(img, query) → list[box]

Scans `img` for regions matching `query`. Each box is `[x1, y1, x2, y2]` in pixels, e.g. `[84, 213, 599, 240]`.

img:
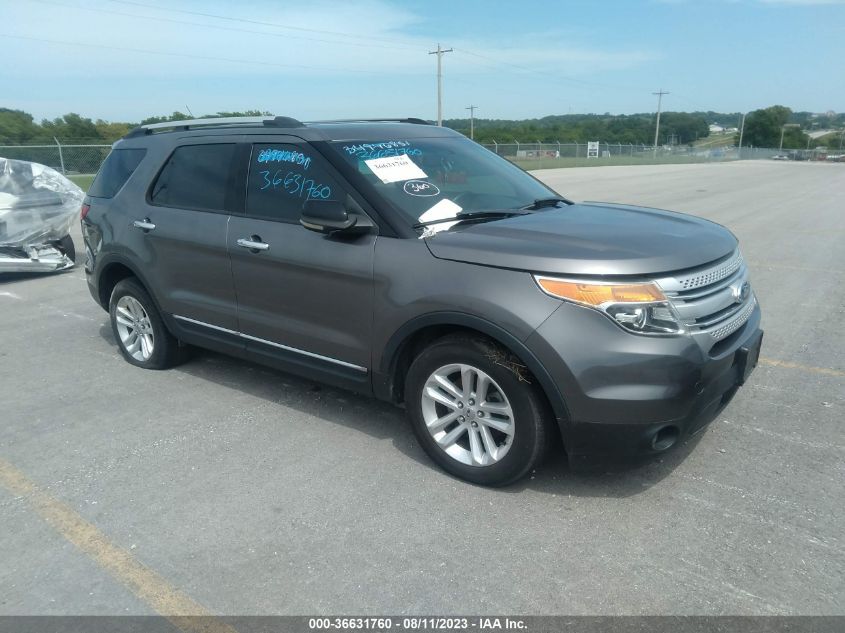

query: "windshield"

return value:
[328, 137, 558, 228]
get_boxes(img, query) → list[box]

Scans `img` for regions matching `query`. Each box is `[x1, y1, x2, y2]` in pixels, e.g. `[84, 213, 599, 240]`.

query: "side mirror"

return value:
[300, 200, 357, 234]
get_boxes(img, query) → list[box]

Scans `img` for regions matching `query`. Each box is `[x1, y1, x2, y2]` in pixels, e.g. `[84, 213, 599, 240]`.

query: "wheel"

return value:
[405, 334, 551, 486]
[109, 278, 181, 369]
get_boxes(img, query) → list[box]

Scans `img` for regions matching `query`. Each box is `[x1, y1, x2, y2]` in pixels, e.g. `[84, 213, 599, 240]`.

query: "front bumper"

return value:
[525, 299, 763, 466]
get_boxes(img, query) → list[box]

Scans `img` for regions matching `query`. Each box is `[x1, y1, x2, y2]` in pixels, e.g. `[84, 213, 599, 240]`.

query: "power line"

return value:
[0, 33, 400, 75]
[108, 0, 650, 103]
[429, 44, 453, 126]
[456, 48, 599, 87]
[109, 0, 414, 47]
[74, 0, 656, 108]
[454, 47, 642, 93]
[18, 1, 729, 121]
[33, 0, 423, 52]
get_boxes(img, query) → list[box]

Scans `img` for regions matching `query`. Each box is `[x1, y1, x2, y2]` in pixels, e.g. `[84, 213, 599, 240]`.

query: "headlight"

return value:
[534, 276, 684, 335]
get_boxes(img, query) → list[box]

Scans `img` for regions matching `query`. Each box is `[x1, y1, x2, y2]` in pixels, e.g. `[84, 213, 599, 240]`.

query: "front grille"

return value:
[655, 250, 755, 343]
[676, 250, 744, 290]
[708, 297, 756, 340]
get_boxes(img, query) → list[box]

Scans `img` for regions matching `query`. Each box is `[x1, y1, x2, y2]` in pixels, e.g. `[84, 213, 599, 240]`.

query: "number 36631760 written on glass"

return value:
[259, 170, 332, 201]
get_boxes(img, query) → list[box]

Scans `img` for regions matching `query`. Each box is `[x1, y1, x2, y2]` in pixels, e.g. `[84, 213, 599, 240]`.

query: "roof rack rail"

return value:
[124, 116, 304, 138]
[307, 118, 432, 126]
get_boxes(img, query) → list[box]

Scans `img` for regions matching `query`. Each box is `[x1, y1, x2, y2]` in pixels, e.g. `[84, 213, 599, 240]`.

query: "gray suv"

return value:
[81, 116, 763, 486]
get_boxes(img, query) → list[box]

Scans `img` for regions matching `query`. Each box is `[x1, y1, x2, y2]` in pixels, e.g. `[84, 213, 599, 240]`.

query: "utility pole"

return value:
[465, 104, 477, 140]
[652, 89, 669, 158]
[429, 43, 453, 126]
[737, 113, 746, 157]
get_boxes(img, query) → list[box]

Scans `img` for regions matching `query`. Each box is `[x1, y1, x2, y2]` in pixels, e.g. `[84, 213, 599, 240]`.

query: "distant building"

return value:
[709, 124, 725, 134]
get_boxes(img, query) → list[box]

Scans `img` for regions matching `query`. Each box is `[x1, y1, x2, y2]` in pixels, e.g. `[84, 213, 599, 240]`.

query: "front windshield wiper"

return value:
[521, 196, 572, 210]
[412, 209, 532, 229]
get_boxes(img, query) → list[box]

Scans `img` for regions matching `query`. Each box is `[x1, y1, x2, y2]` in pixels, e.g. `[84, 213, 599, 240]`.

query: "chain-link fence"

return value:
[480, 142, 837, 169]
[0, 143, 111, 175]
[1, 141, 838, 178]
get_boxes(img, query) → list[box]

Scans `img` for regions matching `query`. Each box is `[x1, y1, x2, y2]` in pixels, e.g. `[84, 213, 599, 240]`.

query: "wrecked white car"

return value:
[0, 158, 83, 273]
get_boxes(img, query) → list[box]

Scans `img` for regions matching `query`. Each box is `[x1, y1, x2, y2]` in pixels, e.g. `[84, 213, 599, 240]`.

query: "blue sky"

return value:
[2, 0, 843, 122]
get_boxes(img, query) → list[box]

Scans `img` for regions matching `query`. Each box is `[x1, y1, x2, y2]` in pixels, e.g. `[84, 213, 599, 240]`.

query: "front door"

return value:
[227, 140, 376, 388]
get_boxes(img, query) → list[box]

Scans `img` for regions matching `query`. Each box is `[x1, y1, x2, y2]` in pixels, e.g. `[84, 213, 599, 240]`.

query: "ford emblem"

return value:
[732, 281, 751, 304]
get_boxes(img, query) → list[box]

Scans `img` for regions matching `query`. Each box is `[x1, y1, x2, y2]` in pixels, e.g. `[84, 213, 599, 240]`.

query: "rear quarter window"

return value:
[88, 148, 146, 198]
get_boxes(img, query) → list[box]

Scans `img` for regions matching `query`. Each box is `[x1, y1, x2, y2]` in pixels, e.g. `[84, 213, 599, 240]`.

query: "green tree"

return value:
[0, 108, 41, 144]
[40, 113, 100, 141]
[139, 110, 272, 125]
[207, 110, 271, 118]
[822, 131, 844, 150]
[659, 113, 709, 144]
[781, 127, 810, 150]
[736, 105, 810, 148]
[139, 111, 191, 125]
[95, 120, 135, 142]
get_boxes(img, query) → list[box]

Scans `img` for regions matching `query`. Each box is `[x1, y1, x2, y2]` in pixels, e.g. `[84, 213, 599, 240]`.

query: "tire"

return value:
[405, 334, 551, 486]
[109, 278, 181, 369]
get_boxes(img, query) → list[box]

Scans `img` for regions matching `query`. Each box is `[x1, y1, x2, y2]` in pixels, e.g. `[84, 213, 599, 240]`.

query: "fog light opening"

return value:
[652, 425, 680, 451]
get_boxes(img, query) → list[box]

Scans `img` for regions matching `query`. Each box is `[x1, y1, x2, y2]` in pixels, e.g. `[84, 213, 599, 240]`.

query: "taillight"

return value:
[80, 203, 91, 220]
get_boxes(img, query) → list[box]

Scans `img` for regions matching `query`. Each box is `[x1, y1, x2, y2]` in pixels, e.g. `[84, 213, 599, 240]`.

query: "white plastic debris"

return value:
[0, 158, 84, 273]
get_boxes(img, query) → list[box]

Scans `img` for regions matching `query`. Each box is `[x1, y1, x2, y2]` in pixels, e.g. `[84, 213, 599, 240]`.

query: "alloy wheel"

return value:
[420, 363, 515, 467]
[114, 295, 155, 361]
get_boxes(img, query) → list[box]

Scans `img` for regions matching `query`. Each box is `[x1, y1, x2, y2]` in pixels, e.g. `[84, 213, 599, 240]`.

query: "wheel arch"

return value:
[378, 312, 569, 424]
[96, 255, 160, 314]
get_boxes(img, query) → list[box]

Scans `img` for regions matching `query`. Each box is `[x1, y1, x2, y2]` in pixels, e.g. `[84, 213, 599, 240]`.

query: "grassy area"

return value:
[68, 174, 95, 190]
[512, 154, 734, 171]
[693, 134, 736, 149]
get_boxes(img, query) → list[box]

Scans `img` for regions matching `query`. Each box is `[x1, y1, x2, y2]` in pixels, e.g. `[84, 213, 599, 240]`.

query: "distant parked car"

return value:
[771, 154, 789, 161]
[0, 158, 82, 273]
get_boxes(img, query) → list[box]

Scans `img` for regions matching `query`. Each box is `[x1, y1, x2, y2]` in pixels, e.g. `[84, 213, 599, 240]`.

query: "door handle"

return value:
[132, 219, 156, 231]
[237, 237, 270, 252]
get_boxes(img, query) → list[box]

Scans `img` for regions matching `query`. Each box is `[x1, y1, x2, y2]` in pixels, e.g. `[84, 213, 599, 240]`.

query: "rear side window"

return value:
[88, 148, 146, 198]
[150, 144, 236, 212]
[245, 143, 340, 223]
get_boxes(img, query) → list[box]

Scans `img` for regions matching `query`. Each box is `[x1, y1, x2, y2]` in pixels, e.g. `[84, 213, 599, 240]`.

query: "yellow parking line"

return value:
[0, 458, 237, 633]
[759, 357, 845, 378]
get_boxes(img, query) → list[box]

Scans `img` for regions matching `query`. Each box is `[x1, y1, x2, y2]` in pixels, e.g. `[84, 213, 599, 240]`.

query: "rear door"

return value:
[227, 139, 376, 388]
[135, 141, 239, 333]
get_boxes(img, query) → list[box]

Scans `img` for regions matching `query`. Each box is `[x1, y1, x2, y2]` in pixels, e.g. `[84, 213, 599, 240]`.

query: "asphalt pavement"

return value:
[0, 160, 842, 616]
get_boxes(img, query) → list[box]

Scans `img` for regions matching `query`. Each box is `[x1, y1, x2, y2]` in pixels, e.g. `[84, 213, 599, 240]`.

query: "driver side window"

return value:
[245, 144, 341, 223]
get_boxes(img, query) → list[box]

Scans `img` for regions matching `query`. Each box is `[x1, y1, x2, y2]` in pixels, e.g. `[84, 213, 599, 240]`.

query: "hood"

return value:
[423, 202, 738, 277]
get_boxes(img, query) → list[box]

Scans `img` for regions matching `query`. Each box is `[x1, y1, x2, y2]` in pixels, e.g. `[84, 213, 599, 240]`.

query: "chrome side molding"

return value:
[172, 314, 368, 373]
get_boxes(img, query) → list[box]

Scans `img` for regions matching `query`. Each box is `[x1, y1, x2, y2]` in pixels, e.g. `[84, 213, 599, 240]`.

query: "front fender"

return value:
[375, 310, 570, 424]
